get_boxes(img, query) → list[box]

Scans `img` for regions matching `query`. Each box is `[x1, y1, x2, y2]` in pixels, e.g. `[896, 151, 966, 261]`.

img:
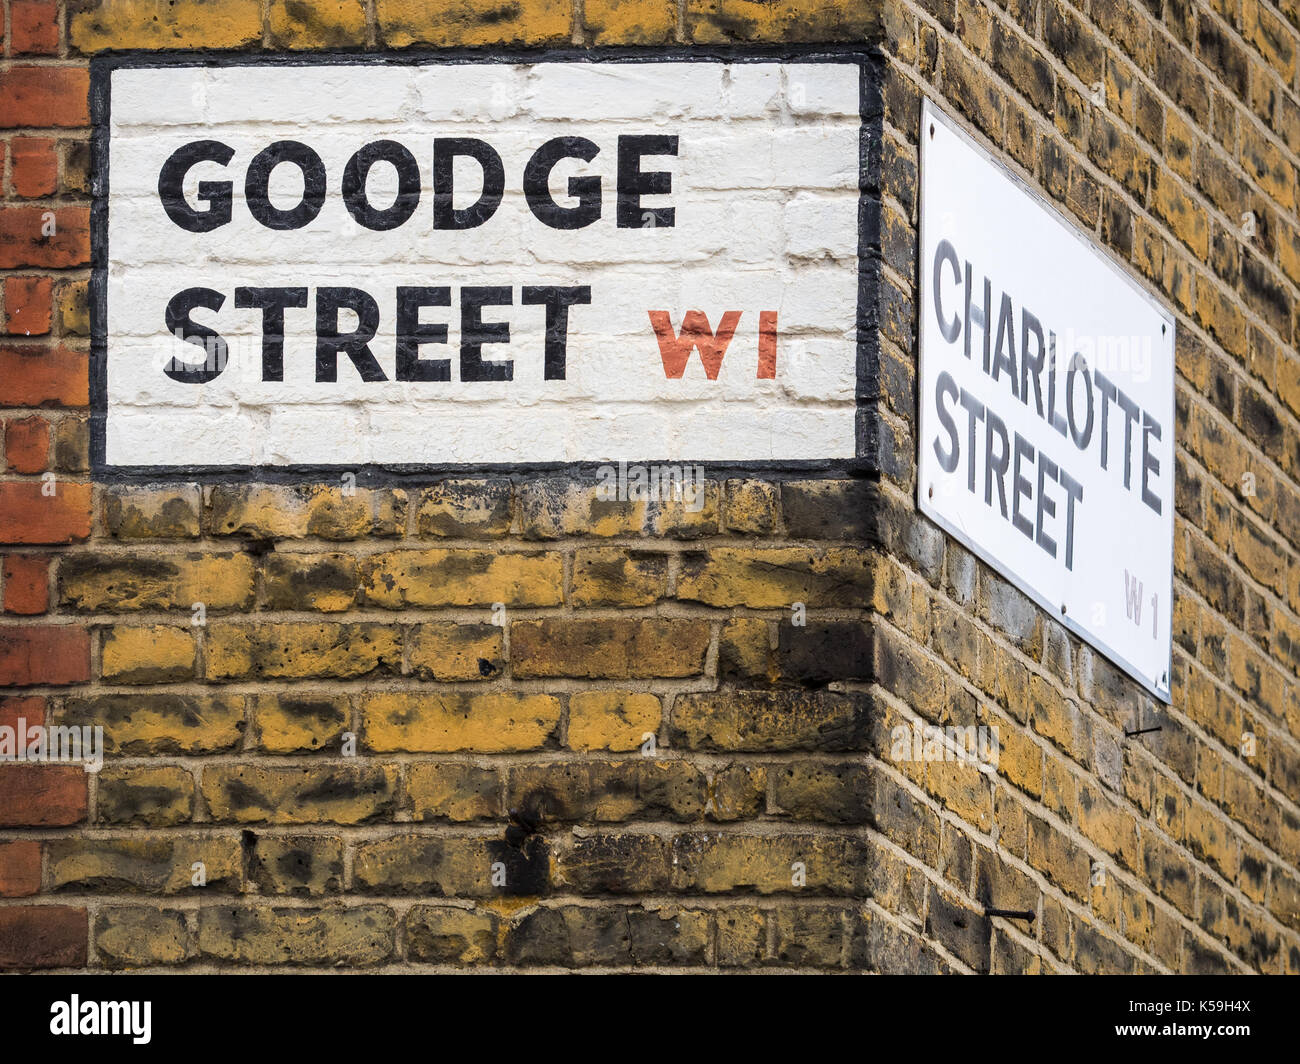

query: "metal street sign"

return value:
[918, 99, 1175, 702]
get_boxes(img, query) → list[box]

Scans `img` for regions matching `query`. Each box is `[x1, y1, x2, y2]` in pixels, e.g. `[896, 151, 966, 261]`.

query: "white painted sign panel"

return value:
[95, 57, 864, 470]
[918, 100, 1174, 701]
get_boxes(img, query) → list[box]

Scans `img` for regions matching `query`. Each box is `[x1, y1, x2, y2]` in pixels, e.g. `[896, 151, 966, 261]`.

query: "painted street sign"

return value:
[92, 54, 867, 472]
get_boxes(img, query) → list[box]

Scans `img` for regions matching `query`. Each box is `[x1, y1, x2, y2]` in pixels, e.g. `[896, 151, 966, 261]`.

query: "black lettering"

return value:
[234, 286, 307, 382]
[395, 286, 451, 382]
[524, 137, 602, 229]
[342, 140, 421, 231]
[163, 287, 227, 383]
[521, 286, 591, 380]
[460, 286, 513, 382]
[245, 141, 326, 230]
[315, 287, 386, 382]
[933, 370, 960, 473]
[1095, 370, 1118, 470]
[433, 138, 505, 230]
[157, 140, 234, 233]
[617, 134, 677, 229]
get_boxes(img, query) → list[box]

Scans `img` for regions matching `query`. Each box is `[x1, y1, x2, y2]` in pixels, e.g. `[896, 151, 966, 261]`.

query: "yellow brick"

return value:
[585, 0, 678, 43]
[102, 626, 196, 684]
[268, 0, 367, 47]
[571, 548, 668, 606]
[723, 479, 779, 534]
[407, 623, 503, 681]
[361, 549, 562, 607]
[70, 0, 263, 51]
[686, 0, 879, 43]
[209, 485, 406, 540]
[253, 692, 349, 753]
[567, 691, 662, 751]
[59, 552, 255, 612]
[1150, 171, 1209, 260]
[377, 0, 572, 47]
[362, 692, 561, 752]
[677, 547, 871, 607]
[206, 622, 401, 680]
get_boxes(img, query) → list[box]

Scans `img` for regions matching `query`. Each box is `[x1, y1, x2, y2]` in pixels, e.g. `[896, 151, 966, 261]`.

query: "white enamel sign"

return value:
[918, 100, 1174, 701]
[95, 57, 864, 470]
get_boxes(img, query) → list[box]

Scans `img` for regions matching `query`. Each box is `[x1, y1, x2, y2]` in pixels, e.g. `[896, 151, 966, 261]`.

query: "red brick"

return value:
[0, 481, 91, 543]
[4, 415, 50, 472]
[0, 840, 41, 896]
[0, 625, 90, 685]
[0, 906, 86, 968]
[0, 67, 88, 128]
[0, 694, 45, 729]
[8, 138, 57, 197]
[3, 554, 50, 614]
[0, 346, 89, 407]
[0, 765, 87, 825]
[0, 206, 90, 268]
[10, 0, 60, 55]
[3, 276, 53, 335]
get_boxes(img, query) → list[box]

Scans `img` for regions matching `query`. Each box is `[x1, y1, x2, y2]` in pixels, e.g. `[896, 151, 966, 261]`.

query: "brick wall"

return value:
[0, 0, 1296, 973]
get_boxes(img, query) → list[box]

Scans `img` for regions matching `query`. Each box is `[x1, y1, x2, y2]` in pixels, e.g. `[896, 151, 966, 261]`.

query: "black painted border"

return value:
[89, 46, 883, 484]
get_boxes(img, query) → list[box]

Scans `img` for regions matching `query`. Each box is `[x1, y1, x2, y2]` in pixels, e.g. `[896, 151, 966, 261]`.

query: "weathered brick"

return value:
[414, 479, 513, 538]
[94, 907, 191, 968]
[208, 485, 406, 540]
[202, 764, 400, 824]
[48, 836, 242, 893]
[253, 692, 348, 753]
[261, 553, 358, 612]
[2, 553, 50, 615]
[197, 905, 395, 966]
[101, 625, 196, 684]
[408, 763, 502, 822]
[567, 690, 663, 752]
[677, 547, 872, 607]
[361, 549, 562, 607]
[362, 691, 560, 753]
[511, 618, 709, 678]
[405, 905, 498, 964]
[671, 690, 872, 751]
[70, 0, 263, 51]
[267, 0, 366, 47]
[59, 552, 254, 612]
[60, 692, 243, 755]
[205, 622, 401, 680]
[95, 765, 195, 826]
[247, 834, 345, 895]
[0, 839, 41, 896]
[0, 625, 90, 686]
[407, 622, 502, 681]
[377, 0, 572, 46]
[571, 547, 669, 606]
[0, 481, 91, 544]
[0, 906, 86, 968]
[102, 485, 201, 539]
